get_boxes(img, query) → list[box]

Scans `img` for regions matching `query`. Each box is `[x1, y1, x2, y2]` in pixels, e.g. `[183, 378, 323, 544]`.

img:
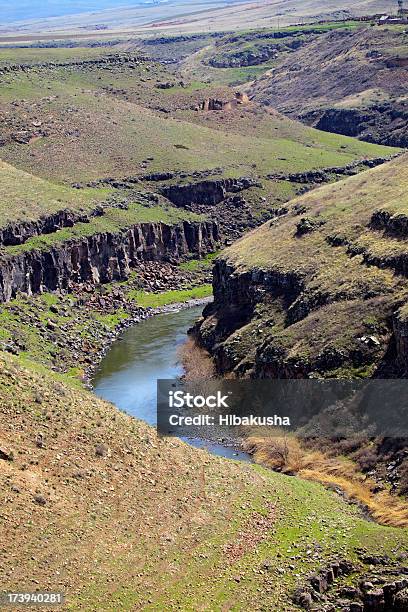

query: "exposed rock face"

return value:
[0, 54, 147, 76]
[0, 207, 104, 247]
[393, 309, 408, 373]
[207, 45, 279, 68]
[294, 560, 408, 611]
[0, 220, 218, 303]
[303, 105, 408, 148]
[206, 29, 319, 69]
[195, 259, 302, 375]
[194, 257, 399, 378]
[160, 177, 259, 207]
[370, 210, 408, 238]
[266, 156, 393, 184]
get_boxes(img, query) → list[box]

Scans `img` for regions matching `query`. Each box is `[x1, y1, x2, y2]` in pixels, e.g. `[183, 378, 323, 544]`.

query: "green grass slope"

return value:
[0, 159, 109, 227]
[0, 53, 395, 187]
[1, 350, 407, 611]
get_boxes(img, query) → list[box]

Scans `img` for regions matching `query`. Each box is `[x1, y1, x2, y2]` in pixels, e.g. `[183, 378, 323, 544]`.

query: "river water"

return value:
[92, 305, 250, 461]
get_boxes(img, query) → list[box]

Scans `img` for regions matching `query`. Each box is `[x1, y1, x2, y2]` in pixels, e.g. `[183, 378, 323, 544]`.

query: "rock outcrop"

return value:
[393, 308, 408, 373]
[0, 207, 104, 247]
[195, 250, 400, 379]
[0, 54, 147, 76]
[0, 220, 218, 302]
[160, 177, 259, 208]
[266, 156, 394, 184]
[294, 558, 408, 611]
[303, 104, 408, 148]
[194, 259, 304, 376]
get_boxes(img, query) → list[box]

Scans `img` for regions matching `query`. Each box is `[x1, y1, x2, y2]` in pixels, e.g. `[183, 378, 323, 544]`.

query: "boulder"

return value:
[394, 587, 408, 611]
[363, 588, 385, 611]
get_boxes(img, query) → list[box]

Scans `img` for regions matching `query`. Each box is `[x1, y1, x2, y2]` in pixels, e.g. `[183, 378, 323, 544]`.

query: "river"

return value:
[92, 305, 250, 461]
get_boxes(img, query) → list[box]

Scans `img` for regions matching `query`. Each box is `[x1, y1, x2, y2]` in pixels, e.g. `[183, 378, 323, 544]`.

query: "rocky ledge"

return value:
[0, 219, 218, 303]
[0, 54, 148, 76]
[159, 177, 260, 208]
[302, 105, 408, 148]
[294, 554, 408, 611]
[0, 206, 105, 248]
[266, 156, 396, 185]
[193, 255, 407, 378]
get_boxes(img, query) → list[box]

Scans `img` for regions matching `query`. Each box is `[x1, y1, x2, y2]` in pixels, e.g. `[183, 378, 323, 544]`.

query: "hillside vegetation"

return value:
[250, 25, 408, 146]
[180, 22, 363, 86]
[0, 160, 107, 227]
[197, 153, 408, 379]
[0, 52, 393, 184]
[0, 46, 396, 237]
[1, 351, 408, 610]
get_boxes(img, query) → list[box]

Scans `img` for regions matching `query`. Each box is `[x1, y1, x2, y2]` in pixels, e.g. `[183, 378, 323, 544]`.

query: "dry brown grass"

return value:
[177, 336, 215, 380]
[243, 433, 408, 528]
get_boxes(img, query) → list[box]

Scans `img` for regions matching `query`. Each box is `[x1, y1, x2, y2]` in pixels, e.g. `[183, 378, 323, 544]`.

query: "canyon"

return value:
[0, 18, 408, 612]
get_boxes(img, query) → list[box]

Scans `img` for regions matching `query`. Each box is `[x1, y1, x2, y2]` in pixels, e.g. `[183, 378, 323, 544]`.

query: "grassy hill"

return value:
[250, 25, 408, 146]
[0, 55, 394, 180]
[0, 160, 107, 227]
[1, 350, 407, 610]
[198, 153, 408, 379]
[0, 46, 397, 235]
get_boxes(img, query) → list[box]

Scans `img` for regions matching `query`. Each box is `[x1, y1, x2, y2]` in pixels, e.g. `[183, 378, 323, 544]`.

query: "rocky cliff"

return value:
[196, 257, 403, 378]
[302, 105, 408, 148]
[194, 156, 408, 379]
[194, 259, 310, 377]
[0, 207, 105, 247]
[159, 177, 259, 208]
[0, 219, 218, 302]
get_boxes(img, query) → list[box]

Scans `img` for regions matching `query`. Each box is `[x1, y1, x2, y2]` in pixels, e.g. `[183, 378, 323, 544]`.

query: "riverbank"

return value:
[91, 303, 250, 461]
[0, 259, 215, 387]
[85, 294, 213, 386]
[2, 348, 408, 612]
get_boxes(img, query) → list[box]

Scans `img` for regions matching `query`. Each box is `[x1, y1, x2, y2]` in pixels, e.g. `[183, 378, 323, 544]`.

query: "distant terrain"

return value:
[2, 0, 152, 23]
[0, 0, 396, 37]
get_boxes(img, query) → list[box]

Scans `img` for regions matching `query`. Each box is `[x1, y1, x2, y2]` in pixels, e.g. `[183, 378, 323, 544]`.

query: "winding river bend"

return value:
[92, 305, 250, 461]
